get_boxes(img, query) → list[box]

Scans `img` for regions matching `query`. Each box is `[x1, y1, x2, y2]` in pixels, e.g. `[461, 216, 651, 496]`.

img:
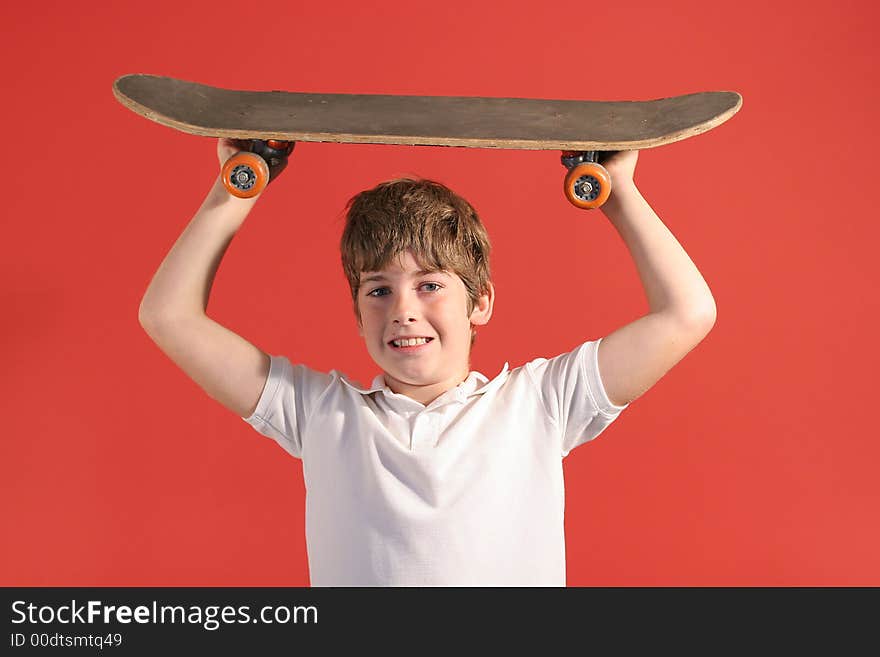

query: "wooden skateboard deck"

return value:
[113, 74, 742, 208]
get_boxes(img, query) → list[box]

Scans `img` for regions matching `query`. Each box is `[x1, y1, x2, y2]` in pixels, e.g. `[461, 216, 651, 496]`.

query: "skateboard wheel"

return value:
[221, 151, 270, 199]
[563, 162, 611, 210]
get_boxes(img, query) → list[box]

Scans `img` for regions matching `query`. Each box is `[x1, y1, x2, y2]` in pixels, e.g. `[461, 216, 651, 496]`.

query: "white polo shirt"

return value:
[242, 337, 629, 586]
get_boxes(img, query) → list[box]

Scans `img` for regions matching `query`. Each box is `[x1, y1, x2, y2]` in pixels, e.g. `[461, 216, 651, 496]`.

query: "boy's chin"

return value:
[382, 365, 431, 381]
[380, 364, 446, 386]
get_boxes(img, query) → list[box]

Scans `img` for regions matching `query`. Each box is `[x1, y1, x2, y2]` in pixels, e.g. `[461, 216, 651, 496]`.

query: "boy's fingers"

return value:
[217, 139, 253, 164]
[219, 138, 249, 150]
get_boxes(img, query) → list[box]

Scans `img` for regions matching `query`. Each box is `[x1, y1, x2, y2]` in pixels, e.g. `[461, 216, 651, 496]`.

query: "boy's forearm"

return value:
[601, 183, 716, 323]
[139, 177, 259, 321]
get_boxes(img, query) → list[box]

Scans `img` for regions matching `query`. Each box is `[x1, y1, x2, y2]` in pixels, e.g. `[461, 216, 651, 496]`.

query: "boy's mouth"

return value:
[388, 337, 434, 350]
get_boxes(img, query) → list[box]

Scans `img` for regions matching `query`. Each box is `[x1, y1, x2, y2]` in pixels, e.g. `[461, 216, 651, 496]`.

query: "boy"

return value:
[138, 138, 717, 586]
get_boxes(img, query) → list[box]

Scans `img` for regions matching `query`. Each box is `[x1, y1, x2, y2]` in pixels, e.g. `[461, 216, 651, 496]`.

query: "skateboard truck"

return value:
[222, 142, 609, 208]
[221, 142, 614, 209]
[561, 151, 612, 210]
[222, 140, 295, 198]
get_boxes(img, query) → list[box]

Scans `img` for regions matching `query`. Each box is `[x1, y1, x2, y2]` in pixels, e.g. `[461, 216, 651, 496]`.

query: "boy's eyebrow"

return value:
[360, 269, 449, 284]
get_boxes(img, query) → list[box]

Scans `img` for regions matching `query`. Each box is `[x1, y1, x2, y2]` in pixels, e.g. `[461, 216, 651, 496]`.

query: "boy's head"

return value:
[340, 177, 494, 399]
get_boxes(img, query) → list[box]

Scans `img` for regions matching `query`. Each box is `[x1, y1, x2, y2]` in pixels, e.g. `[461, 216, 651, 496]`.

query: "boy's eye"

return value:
[366, 283, 442, 297]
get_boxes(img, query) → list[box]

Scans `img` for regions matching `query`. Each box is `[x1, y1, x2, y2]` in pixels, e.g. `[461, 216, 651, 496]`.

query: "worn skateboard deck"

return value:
[112, 74, 742, 207]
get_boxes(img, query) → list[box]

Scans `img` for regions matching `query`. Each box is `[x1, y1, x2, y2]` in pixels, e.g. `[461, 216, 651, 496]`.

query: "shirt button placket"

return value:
[412, 411, 439, 451]
[411, 412, 425, 451]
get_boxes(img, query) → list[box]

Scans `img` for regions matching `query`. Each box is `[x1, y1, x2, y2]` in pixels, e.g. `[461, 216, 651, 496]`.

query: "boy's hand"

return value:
[599, 150, 639, 193]
[216, 138, 293, 196]
[596, 150, 641, 217]
[217, 138, 251, 169]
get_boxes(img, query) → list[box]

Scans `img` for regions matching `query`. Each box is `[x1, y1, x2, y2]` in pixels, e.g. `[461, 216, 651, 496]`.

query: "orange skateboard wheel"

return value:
[221, 151, 270, 198]
[563, 162, 612, 210]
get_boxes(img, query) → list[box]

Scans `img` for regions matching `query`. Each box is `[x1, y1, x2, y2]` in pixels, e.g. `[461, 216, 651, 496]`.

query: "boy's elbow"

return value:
[691, 300, 717, 334]
[674, 298, 716, 335]
[703, 298, 717, 326]
[138, 299, 161, 329]
[138, 301, 176, 333]
[138, 302, 152, 328]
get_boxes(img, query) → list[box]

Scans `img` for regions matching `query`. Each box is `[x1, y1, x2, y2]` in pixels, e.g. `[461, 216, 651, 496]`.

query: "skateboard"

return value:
[112, 74, 742, 209]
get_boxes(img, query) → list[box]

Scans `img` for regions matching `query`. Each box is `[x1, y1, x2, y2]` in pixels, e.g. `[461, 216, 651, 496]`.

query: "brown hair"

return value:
[340, 177, 492, 346]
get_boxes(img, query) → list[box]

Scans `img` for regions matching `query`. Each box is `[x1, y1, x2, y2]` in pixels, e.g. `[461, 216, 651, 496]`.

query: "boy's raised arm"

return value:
[138, 139, 287, 418]
[594, 150, 717, 408]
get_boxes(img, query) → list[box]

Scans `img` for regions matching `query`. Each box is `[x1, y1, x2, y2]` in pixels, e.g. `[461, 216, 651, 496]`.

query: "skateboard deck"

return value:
[113, 73, 742, 208]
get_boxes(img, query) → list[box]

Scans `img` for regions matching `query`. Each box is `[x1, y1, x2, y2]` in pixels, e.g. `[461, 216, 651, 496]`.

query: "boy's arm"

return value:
[594, 151, 717, 408]
[138, 140, 282, 418]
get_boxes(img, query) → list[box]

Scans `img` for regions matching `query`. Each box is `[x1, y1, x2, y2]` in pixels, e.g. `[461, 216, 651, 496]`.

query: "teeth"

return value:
[392, 337, 430, 347]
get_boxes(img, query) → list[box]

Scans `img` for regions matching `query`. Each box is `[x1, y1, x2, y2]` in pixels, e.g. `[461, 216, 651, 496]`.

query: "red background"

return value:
[2, 0, 878, 586]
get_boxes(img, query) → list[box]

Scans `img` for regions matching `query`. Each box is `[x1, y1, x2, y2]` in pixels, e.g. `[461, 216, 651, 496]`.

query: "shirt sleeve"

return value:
[240, 355, 333, 459]
[524, 337, 630, 458]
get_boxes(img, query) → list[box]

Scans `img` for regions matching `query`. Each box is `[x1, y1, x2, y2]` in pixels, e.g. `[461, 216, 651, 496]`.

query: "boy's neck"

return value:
[382, 366, 471, 406]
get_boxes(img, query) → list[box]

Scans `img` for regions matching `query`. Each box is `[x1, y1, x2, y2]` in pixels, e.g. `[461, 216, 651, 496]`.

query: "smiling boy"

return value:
[138, 139, 717, 586]
[355, 249, 492, 405]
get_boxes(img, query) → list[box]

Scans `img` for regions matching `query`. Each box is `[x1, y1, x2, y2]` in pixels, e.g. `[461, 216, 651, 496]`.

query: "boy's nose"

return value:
[390, 294, 419, 324]
[392, 308, 418, 323]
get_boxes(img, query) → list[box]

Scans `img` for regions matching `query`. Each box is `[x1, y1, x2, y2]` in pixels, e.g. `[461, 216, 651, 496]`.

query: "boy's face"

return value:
[356, 249, 494, 405]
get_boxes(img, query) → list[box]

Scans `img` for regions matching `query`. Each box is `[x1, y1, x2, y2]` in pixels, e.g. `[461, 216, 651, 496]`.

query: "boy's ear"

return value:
[354, 300, 364, 337]
[469, 281, 495, 327]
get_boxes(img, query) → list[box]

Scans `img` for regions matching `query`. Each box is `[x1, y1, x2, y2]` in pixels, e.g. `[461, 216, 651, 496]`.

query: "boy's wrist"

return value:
[601, 181, 641, 218]
[199, 175, 261, 220]
[209, 175, 261, 204]
[191, 176, 259, 231]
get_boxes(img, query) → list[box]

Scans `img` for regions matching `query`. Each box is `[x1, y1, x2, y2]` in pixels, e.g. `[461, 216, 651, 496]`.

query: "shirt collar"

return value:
[340, 362, 510, 402]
